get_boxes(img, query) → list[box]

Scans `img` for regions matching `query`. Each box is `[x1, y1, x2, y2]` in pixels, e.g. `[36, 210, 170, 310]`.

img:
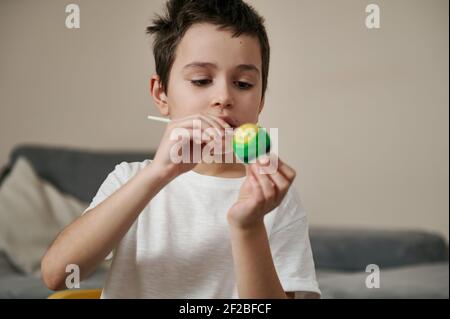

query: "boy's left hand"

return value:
[227, 154, 297, 230]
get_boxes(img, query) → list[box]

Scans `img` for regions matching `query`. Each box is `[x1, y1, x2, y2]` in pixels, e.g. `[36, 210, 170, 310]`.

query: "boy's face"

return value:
[153, 23, 265, 128]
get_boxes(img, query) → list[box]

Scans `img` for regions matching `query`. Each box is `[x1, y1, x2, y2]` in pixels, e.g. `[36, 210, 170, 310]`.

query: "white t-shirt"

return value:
[83, 160, 321, 298]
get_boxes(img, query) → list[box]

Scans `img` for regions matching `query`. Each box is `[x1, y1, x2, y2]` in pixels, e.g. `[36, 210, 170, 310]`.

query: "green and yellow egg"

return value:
[233, 123, 271, 164]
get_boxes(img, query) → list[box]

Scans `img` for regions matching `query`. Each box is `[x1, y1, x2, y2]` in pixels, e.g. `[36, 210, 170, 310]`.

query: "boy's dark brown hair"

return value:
[146, 0, 270, 100]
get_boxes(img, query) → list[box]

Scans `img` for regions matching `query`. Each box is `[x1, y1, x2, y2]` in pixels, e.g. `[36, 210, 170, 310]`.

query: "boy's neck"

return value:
[193, 162, 246, 178]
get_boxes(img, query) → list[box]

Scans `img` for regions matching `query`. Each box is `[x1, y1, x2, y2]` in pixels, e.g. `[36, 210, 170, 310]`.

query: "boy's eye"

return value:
[190, 79, 253, 90]
[235, 81, 253, 90]
[191, 79, 212, 86]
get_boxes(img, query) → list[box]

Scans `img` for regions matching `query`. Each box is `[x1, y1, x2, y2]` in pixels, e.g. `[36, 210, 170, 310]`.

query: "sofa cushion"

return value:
[0, 157, 88, 276]
[0, 251, 20, 277]
[317, 262, 449, 299]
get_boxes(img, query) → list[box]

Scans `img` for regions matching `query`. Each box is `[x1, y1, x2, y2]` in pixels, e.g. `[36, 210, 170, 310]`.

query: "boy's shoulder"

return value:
[110, 159, 152, 181]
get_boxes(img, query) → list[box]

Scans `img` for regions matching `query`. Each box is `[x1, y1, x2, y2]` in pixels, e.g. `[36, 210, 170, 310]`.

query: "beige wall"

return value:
[1, 0, 448, 239]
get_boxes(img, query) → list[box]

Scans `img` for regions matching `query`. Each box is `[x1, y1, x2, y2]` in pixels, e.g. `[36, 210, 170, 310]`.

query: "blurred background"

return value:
[0, 0, 448, 298]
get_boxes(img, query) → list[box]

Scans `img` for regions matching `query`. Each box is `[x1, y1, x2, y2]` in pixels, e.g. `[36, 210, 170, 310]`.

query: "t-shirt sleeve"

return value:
[82, 161, 132, 260]
[268, 185, 321, 297]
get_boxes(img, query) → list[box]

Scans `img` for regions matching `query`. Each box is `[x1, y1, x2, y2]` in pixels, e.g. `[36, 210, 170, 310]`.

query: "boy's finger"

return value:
[248, 165, 264, 198]
[254, 153, 279, 175]
[276, 157, 296, 181]
[245, 163, 253, 177]
[204, 115, 235, 144]
[172, 118, 219, 140]
[174, 115, 221, 137]
[173, 127, 217, 146]
[182, 128, 209, 145]
[251, 164, 277, 202]
[266, 170, 291, 199]
[207, 115, 232, 130]
[198, 115, 224, 137]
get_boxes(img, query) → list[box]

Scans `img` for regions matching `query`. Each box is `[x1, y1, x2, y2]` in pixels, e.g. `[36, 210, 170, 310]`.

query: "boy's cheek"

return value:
[169, 103, 203, 118]
[178, 98, 210, 115]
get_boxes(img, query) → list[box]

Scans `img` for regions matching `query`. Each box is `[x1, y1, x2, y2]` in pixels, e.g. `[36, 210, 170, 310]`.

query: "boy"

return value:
[41, 0, 321, 299]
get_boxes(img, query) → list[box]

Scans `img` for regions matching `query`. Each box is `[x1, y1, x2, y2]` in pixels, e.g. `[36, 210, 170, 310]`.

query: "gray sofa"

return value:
[0, 144, 448, 299]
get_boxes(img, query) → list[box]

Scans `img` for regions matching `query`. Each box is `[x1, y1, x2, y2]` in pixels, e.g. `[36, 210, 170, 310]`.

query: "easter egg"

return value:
[233, 123, 271, 164]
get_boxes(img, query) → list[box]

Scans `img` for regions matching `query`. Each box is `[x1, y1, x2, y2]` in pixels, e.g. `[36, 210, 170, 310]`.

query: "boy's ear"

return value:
[150, 75, 170, 116]
[258, 97, 265, 115]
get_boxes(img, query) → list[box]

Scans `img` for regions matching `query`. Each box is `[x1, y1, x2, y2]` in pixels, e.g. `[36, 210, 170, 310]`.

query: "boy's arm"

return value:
[228, 156, 320, 299]
[41, 114, 229, 291]
[41, 163, 173, 291]
[228, 221, 288, 298]
[228, 222, 320, 299]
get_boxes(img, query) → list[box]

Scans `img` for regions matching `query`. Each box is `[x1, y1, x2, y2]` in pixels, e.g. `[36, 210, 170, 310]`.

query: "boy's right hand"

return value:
[151, 114, 231, 180]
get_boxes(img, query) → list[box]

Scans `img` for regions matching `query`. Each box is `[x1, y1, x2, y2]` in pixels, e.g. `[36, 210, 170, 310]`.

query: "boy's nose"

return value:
[211, 82, 234, 109]
[212, 97, 233, 110]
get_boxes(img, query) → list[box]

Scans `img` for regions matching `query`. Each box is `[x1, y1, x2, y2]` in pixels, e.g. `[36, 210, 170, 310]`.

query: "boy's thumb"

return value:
[245, 163, 255, 177]
[245, 164, 251, 176]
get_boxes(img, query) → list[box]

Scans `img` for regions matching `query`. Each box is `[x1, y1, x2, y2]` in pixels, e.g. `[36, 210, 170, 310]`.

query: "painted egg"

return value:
[233, 123, 271, 164]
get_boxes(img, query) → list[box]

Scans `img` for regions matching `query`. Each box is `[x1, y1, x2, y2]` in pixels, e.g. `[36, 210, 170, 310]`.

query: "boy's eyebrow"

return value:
[236, 64, 260, 76]
[183, 62, 260, 77]
[183, 62, 217, 70]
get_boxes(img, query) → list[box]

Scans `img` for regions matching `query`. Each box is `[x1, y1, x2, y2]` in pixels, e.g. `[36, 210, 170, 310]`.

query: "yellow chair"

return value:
[47, 288, 102, 299]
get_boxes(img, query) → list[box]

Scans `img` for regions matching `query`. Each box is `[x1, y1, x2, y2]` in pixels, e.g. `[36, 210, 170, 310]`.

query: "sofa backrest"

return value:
[1, 144, 153, 203]
[309, 227, 449, 271]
